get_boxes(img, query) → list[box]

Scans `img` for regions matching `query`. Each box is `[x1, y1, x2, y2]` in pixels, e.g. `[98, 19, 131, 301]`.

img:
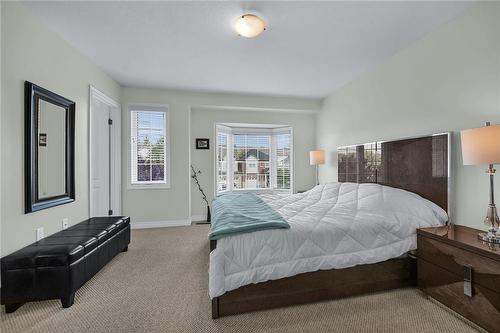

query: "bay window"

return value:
[216, 124, 293, 194]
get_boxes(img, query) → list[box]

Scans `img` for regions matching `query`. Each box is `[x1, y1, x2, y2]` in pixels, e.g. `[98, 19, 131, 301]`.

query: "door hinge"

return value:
[108, 118, 113, 125]
[108, 209, 113, 216]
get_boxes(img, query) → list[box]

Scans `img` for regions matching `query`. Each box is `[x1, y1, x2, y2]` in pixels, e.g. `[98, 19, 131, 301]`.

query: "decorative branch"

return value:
[190, 165, 209, 206]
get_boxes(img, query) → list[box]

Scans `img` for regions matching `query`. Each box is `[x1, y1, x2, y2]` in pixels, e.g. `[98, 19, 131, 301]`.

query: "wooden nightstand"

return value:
[417, 225, 500, 332]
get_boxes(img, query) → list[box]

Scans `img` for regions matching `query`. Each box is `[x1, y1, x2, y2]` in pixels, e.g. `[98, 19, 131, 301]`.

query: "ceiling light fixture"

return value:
[235, 14, 266, 38]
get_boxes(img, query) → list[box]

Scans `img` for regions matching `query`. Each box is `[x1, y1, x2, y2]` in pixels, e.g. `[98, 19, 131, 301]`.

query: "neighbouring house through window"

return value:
[216, 124, 293, 194]
[130, 105, 170, 188]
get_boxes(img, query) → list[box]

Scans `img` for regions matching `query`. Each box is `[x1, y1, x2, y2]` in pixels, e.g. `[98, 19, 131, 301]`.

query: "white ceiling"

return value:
[24, 1, 474, 98]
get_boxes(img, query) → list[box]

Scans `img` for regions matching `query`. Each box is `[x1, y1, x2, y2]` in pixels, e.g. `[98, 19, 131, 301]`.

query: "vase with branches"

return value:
[190, 165, 211, 223]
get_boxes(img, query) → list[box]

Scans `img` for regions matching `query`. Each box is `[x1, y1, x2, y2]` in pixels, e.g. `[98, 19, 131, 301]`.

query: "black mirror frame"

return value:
[25, 81, 76, 213]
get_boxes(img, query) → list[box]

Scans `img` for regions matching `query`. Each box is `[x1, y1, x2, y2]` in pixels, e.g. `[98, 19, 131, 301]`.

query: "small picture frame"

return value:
[196, 138, 210, 150]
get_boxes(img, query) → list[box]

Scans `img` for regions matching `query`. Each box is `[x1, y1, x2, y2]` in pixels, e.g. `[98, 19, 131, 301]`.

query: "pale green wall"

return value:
[0, 1, 3, 258]
[1, 2, 121, 256]
[121, 87, 320, 224]
[190, 108, 317, 218]
[316, 2, 500, 230]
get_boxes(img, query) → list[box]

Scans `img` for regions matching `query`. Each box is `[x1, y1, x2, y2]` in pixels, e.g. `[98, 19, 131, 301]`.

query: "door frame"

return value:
[89, 85, 121, 217]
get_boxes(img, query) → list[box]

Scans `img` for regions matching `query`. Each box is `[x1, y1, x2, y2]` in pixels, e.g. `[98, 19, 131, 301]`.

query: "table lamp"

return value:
[461, 122, 500, 244]
[310, 150, 325, 186]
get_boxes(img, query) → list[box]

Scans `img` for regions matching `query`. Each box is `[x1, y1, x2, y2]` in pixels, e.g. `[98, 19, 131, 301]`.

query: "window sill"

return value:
[217, 188, 292, 196]
[128, 184, 171, 190]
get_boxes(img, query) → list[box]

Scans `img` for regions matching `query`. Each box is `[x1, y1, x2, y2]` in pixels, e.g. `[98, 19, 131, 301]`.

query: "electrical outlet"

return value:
[36, 227, 44, 241]
[62, 218, 69, 230]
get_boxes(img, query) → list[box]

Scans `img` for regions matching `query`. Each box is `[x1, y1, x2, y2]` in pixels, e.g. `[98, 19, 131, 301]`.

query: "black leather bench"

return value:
[1, 216, 130, 313]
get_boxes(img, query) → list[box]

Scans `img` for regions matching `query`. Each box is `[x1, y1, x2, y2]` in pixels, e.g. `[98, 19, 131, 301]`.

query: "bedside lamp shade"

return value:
[460, 122, 500, 244]
[461, 124, 500, 165]
[310, 150, 325, 166]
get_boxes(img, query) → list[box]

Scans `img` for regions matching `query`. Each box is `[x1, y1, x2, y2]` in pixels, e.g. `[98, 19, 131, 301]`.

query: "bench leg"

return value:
[61, 292, 75, 308]
[122, 245, 128, 252]
[4, 302, 24, 313]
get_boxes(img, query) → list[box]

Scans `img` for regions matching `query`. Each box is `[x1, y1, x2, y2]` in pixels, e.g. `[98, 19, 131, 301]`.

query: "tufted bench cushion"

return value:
[1, 216, 130, 313]
[3, 244, 86, 270]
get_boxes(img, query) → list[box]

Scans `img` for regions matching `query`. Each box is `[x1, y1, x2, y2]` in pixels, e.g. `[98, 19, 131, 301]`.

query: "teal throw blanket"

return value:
[209, 193, 289, 240]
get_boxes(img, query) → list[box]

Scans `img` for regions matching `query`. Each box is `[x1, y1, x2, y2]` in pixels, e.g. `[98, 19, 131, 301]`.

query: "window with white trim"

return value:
[216, 131, 229, 192]
[275, 133, 292, 189]
[216, 124, 292, 194]
[130, 105, 170, 188]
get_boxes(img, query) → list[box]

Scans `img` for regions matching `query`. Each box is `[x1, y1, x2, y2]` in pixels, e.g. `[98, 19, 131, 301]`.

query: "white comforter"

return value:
[209, 182, 448, 298]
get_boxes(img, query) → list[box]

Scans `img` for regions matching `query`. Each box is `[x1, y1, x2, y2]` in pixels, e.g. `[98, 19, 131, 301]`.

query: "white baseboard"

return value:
[131, 219, 191, 229]
[190, 215, 207, 222]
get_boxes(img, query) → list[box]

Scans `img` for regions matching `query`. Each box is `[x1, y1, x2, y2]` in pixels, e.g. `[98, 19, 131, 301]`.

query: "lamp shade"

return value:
[461, 124, 500, 165]
[310, 150, 325, 165]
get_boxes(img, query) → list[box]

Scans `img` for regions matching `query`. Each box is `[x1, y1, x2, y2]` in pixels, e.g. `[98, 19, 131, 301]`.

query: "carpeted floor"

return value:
[1, 225, 484, 333]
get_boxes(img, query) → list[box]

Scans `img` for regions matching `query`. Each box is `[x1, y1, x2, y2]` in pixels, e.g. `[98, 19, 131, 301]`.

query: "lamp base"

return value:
[315, 165, 320, 186]
[484, 204, 500, 229]
[478, 232, 500, 245]
[478, 205, 500, 244]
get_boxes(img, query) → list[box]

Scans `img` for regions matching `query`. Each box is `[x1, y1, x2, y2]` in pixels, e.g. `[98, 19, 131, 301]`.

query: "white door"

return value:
[90, 87, 121, 217]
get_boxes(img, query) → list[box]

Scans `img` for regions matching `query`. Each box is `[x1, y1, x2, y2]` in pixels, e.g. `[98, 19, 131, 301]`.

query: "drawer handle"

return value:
[463, 265, 472, 297]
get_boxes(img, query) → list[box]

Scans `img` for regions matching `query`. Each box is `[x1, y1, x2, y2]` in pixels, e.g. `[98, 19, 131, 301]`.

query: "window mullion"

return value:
[131, 112, 137, 184]
[228, 132, 234, 192]
[149, 122, 152, 182]
[271, 134, 277, 191]
[163, 114, 167, 184]
[289, 132, 292, 190]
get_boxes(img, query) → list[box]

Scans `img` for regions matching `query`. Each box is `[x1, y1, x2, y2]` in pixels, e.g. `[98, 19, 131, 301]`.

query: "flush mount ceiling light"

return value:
[235, 14, 266, 38]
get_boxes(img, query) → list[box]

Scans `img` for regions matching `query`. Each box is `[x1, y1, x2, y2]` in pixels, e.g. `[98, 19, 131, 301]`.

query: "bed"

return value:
[209, 133, 450, 318]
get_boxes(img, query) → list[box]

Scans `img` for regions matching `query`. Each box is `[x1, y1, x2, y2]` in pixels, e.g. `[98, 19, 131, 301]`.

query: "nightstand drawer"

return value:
[418, 259, 500, 332]
[418, 235, 500, 293]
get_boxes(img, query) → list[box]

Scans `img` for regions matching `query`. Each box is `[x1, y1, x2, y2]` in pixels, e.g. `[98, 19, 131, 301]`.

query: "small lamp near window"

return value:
[461, 122, 500, 244]
[310, 150, 325, 186]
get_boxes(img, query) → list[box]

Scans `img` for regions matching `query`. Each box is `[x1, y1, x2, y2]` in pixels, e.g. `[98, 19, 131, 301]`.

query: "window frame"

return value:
[128, 104, 171, 190]
[216, 126, 231, 194]
[273, 128, 294, 191]
[214, 124, 293, 196]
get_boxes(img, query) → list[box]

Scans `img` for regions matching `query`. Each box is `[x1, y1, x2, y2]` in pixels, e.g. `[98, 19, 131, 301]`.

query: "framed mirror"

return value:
[25, 81, 75, 213]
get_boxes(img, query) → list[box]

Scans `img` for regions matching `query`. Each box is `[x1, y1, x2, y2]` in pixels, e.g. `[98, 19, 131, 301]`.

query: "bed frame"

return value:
[210, 133, 450, 319]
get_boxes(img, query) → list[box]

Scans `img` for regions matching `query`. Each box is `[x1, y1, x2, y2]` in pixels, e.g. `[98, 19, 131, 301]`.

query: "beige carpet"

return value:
[1, 225, 484, 333]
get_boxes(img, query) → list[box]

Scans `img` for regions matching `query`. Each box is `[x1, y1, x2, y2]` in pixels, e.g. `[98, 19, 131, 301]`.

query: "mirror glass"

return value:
[37, 99, 66, 199]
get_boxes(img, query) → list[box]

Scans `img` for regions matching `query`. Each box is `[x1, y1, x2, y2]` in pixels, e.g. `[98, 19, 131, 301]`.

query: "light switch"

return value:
[62, 218, 69, 230]
[36, 227, 44, 241]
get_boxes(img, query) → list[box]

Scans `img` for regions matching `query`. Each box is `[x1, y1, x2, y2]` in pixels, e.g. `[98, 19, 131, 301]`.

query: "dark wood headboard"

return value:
[337, 133, 450, 213]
